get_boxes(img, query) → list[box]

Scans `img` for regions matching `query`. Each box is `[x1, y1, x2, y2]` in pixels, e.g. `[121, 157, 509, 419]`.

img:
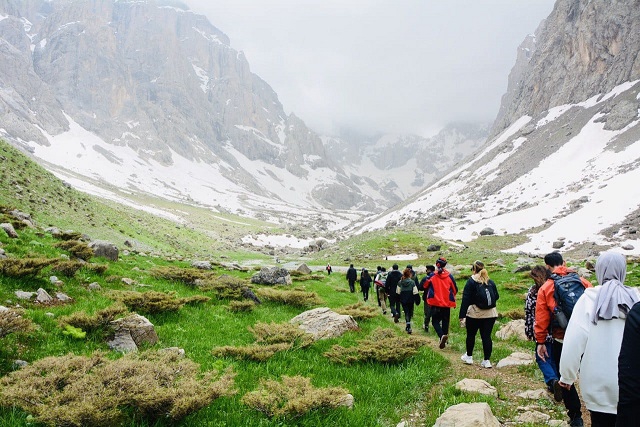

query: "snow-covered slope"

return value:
[360, 81, 640, 255]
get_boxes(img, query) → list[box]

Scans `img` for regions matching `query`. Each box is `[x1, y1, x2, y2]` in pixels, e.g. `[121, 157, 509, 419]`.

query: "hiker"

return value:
[326, 264, 332, 275]
[618, 301, 640, 426]
[418, 265, 435, 332]
[535, 252, 592, 427]
[346, 264, 357, 293]
[397, 267, 420, 334]
[424, 257, 457, 349]
[559, 252, 639, 427]
[374, 266, 382, 307]
[525, 265, 560, 394]
[459, 260, 499, 368]
[360, 268, 372, 302]
[385, 264, 403, 323]
[406, 264, 419, 286]
[375, 267, 388, 314]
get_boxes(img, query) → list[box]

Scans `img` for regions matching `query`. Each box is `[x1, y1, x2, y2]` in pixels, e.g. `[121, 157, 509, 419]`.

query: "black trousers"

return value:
[430, 307, 450, 338]
[552, 339, 582, 421]
[590, 411, 616, 427]
[465, 317, 496, 360]
[388, 293, 401, 317]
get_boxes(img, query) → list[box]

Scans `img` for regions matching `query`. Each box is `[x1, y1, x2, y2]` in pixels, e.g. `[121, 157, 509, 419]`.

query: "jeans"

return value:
[465, 317, 496, 360]
[535, 342, 559, 387]
[431, 307, 451, 338]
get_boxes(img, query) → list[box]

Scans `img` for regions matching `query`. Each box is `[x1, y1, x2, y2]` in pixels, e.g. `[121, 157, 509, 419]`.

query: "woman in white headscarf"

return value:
[559, 252, 640, 427]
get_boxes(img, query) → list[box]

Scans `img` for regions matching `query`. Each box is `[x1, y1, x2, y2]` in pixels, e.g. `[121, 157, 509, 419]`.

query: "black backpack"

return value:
[474, 280, 498, 309]
[552, 272, 585, 329]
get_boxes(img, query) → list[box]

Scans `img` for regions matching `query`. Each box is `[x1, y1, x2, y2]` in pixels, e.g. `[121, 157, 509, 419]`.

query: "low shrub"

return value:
[336, 302, 378, 320]
[228, 300, 255, 312]
[150, 266, 211, 286]
[0, 258, 57, 278]
[61, 325, 86, 339]
[0, 308, 35, 338]
[58, 304, 128, 335]
[57, 231, 84, 241]
[53, 240, 93, 261]
[112, 291, 210, 314]
[503, 282, 529, 292]
[499, 309, 525, 320]
[84, 263, 108, 274]
[200, 275, 260, 303]
[50, 260, 85, 277]
[0, 350, 236, 426]
[212, 343, 291, 361]
[249, 322, 314, 348]
[255, 288, 322, 307]
[323, 327, 428, 364]
[241, 375, 350, 418]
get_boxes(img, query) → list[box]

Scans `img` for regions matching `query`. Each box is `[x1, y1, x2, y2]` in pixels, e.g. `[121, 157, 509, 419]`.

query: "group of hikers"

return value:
[342, 251, 640, 427]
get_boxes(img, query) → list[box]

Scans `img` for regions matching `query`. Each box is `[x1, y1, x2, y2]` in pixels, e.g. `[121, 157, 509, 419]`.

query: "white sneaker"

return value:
[481, 359, 492, 368]
[461, 354, 473, 364]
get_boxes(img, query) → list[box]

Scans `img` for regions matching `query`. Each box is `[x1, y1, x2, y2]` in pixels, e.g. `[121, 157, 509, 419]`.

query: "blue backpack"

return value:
[552, 272, 585, 329]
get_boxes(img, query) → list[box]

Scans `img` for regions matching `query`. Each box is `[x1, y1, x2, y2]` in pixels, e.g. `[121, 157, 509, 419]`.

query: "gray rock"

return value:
[622, 244, 635, 251]
[0, 248, 6, 259]
[434, 402, 500, 427]
[296, 263, 312, 274]
[251, 267, 292, 286]
[552, 241, 565, 249]
[496, 319, 528, 341]
[290, 307, 358, 340]
[1, 223, 18, 238]
[12, 360, 28, 369]
[87, 282, 102, 291]
[512, 265, 531, 273]
[479, 227, 495, 236]
[35, 288, 53, 304]
[337, 393, 354, 410]
[515, 410, 551, 423]
[108, 314, 158, 352]
[517, 389, 550, 400]
[427, 244, 442, 252]
[496, 351, 534, 368]
[454, 378, 498, 397]
[49, 276, 59, 284]
[56, 292, 72, 302]
[45, 312, 55, 318]
[89, 240, 119, 261]
[15, 291, 35, 300]
[9, 210, 34, 227]
[191, 260, 212, 270]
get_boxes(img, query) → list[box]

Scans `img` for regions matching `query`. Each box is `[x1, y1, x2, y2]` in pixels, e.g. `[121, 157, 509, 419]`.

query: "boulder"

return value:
[434, 402, 500, 427]
[290, 307, 359, 340]
[296, 263, 312, 274]
[512, 265, 531, 273]
[1, 223, 18, 238]
[337, 393, 354, 409]
[107, 314, 158, 352]
[0, 248, 6, 259]
[552, 241, 565, 249]
[516, 389, 549, 400]
[191, 260, 212, 270]
[15, 291, 35, 300]
[427, 244, 441, 252]
[88, 282, 102, 291]
[479, 227, 495, 236]
[454, 378, 498, 397]
[251, 267, 292, 285]
[496, 351, 534, 368]
[9, 210, 35, 227]
[89, 240, 119, 261]
[515, 410, 551, 423]
[496, 319, 527, 341]
[35, 288, 53, 304]
[56, 292, 73, 302]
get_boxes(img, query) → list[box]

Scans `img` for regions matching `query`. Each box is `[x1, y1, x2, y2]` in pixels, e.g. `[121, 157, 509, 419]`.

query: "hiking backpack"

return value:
[474, 280, 498, 309]
[551, 272, 585, 329]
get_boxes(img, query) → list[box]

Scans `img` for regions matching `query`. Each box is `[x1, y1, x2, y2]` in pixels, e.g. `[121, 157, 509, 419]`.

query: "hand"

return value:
[558, 380, 571, 390]
[459, 318, 466, 328]
[536, 343, 549, 362]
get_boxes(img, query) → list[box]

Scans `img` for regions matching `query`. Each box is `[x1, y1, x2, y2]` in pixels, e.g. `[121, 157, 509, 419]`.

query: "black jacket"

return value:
[385, 269, 402, 295]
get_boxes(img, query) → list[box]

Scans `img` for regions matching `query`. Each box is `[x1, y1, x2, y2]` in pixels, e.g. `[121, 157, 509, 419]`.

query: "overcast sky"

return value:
[184, 1, 556, 138]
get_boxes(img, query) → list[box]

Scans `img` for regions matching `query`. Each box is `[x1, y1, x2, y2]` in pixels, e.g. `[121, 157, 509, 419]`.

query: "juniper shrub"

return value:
[255, 287, 322, 307]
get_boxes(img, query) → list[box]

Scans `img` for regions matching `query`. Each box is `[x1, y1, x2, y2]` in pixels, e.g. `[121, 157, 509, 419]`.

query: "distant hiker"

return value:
[326, 264, 332, 275]
[374, 266, 382, 306]
[459, 260, 499, 368]
[424, 257, 457, 349]
[525, 265, 559, 394]
[397, 267, 420, 334]
[406, 264, 419, 286]
[418, 265, 435, 332]
[375, 267, 388, 314]
[360, 269, 372, 302]
[618, 301, 640, 426]
[346, 264, 357, 293]
[535, 252, 592, 427]
[559, 252, 639, 427]
[385, 264, 403, 323]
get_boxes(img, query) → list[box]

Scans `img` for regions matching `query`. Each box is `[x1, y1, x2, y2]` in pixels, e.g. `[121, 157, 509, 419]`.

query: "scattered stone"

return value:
[434, 402, 500, 427]
[585, 260, 596, 271]
[251, 267, 292, 286]
[552, 241, 565, 249]
[454, 378, 498, 397]
[56, 292, 72, 302]
[121, 278, 136, 286]
[159, 347, 186, 357]
[338, 393, 354, 410]
[35, 288, 53, 304]
[496, 352, 534, 368]
[512, 265, 531, 273]
[479, 227, 495, 236]
[296, 263, 312, 274]
[515, 410, 551, 423]
[89, 240, 119, 261]
[0, 248, 6, 259]
[88, 282, 102, 291]
[427, 244, 442, 252]
[12, 360, 28, 369]
[577, 267, 592, 278]
[290, 307, 359, 340]
[191, 260, 212, 270]
[622, 244, 635, 251]
[107, 314, 158, 352]
[45, 312, 55, 318]
[491, 258, 505, 267]
[1, 223, 18, 238]
[44, 227, 61, 236]
[517, 389, 549, 400]
[15, 291, 35, 300]
[496, 319, 527, 341]
[548, 420, 570, 427]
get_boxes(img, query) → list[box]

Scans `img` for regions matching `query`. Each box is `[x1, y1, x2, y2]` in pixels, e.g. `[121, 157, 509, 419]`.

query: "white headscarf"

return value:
[592, 251, 639, 324]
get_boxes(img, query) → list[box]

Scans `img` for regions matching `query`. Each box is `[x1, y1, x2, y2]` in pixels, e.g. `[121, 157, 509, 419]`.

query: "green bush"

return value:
[241, 375, 350, 418]
[61, 325, 86, 339]
[336, 302, 378, 320]
[0, 258, 57, 278]
[228, 300, 255, 312]
[54, 240, 93, 261]
[249, 322, 314, 348]
[50, 260, 85, 277]
[150, 266, 211, 286]
[212, 343, 292, 361]
[58, 304, 128, 335]
[0, 308, 35, 338]
[255, 288, 322, 307]
[112, 291, 210, 314]
[0, 350, 236, 426]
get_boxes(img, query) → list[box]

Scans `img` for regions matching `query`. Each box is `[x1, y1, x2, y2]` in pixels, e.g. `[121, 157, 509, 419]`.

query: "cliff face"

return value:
[491, 0, 640, 137]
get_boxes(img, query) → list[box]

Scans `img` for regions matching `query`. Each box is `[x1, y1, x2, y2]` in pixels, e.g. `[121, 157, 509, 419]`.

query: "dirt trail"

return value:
[387, 316, 591, 426]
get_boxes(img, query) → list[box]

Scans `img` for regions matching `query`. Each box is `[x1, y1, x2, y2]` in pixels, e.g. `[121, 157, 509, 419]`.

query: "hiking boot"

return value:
[382, 310, 387, 315]
[407, 327, 412, 334]
[569, 416, 584, 427]
[393, 314, 400, 323]
[480, 359, 492, 369]
[460, 354, 473, 365]
[552, 380, 564, 402]
[439, 334, 448, 349]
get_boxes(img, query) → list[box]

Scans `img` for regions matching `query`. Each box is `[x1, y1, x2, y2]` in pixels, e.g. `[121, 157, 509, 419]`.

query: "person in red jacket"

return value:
[535, 252, 592, 427]
[424, 257, 457, 349]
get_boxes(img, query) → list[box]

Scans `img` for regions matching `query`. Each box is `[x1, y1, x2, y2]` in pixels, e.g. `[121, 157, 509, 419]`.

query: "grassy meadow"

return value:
[2, 139, 640, 426]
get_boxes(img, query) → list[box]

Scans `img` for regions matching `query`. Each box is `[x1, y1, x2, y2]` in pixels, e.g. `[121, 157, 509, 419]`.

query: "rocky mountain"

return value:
[360, 0, 640, 257]
[0, 0, 483, 230]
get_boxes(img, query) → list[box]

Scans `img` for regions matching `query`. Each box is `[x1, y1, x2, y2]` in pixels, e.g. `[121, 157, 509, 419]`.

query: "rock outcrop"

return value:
[290, 307, 359, 340]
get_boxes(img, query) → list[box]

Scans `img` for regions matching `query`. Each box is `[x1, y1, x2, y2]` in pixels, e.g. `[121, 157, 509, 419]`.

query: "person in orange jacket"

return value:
[535, 252, 592, 427]
[424, 257, 457, 349]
